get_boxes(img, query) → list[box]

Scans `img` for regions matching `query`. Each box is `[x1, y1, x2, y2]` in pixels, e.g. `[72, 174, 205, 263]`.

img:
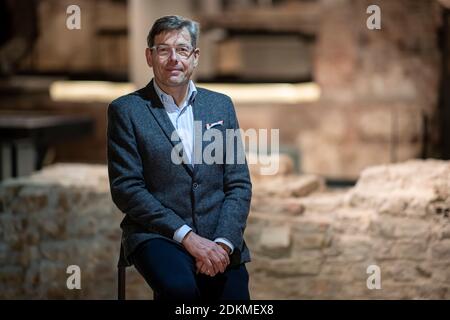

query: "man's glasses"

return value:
[150, 44, 194, 59]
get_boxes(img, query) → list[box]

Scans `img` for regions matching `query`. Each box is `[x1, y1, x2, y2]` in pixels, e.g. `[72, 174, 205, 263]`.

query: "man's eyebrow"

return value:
[174, 42, 192, 47]
[154, 42, 191, 47]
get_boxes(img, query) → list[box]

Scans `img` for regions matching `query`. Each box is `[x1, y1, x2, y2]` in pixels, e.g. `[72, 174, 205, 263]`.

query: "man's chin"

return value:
[166, 78, 188, 87]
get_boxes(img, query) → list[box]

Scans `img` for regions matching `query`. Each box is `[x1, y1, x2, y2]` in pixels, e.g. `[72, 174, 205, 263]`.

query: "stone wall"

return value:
[1, 160, 449, 299]
[0, 164, 151, 299]
[229, 0, 444, 180]
[19, 0, 128, 75]
[316, 0, 441, 107]
[247, 159, 450, 299]
[2, 0, 445, 181]
[297, 0, 443, 179]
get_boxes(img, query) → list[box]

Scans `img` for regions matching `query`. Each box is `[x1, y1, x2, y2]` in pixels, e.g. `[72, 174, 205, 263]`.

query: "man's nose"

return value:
[168, 48, 179, 62]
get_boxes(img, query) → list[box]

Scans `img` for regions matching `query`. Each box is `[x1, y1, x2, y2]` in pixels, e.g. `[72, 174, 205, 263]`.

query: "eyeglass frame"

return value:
[149, 44, 197, 59]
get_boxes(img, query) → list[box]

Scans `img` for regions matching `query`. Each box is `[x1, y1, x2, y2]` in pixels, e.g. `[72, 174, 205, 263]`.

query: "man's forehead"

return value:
[154, 28, 191, 45]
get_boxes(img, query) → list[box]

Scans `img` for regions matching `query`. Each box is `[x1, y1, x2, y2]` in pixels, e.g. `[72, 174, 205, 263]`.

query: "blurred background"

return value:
[1, 0, 450, 300]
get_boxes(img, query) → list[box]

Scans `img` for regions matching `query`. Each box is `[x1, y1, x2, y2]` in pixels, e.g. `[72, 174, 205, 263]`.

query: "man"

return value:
[107, 15, 252, 301]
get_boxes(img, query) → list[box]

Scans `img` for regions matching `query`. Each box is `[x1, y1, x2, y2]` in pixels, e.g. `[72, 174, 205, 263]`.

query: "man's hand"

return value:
[196, 242, 232, 276]
[217, 242, 232, 255]
[182, 231, 230, 276]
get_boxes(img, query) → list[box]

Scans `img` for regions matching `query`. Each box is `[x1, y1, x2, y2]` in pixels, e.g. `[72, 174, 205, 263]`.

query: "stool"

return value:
[117, 244, 127, 300]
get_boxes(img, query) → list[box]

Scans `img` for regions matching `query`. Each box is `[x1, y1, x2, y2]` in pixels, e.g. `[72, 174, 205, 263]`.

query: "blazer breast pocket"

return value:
[205, 120, 224, 130]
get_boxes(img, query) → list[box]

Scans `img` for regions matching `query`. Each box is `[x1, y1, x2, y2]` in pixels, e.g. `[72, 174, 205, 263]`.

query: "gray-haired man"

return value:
[107, 15, 252, 301]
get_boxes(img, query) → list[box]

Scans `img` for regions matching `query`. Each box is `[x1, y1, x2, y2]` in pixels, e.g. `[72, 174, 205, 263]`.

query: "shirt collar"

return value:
[152, 79, 197, 112]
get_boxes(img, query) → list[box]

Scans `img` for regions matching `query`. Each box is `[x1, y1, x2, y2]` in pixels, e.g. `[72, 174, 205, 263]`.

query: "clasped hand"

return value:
[182, 231, 230, 277]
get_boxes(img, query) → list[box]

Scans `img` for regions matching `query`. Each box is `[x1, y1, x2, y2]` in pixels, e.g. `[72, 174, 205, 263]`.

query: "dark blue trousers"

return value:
[130, 238, 250, 301]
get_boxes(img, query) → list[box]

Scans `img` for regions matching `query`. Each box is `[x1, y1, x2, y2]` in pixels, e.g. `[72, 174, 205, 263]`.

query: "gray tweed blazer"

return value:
[107, 80, 252, 267]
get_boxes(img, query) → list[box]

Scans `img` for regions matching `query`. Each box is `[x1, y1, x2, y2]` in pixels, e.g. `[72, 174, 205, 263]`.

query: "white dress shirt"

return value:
[152, 79, 234, 254]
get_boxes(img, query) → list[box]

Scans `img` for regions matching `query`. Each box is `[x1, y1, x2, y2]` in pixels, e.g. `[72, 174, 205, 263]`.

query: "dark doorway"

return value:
[439, 8, 450, 159]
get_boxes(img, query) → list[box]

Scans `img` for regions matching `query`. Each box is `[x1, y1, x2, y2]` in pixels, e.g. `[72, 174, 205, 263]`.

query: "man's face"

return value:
[146, 28, 199, 88]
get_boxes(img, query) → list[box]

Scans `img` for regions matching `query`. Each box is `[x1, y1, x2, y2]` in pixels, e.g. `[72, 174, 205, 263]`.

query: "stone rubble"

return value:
[0, 160, 449, 299]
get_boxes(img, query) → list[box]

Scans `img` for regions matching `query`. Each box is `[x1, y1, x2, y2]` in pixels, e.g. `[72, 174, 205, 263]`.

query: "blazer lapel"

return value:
[143, 80, 193, 176]
[192, 93, 209, 177]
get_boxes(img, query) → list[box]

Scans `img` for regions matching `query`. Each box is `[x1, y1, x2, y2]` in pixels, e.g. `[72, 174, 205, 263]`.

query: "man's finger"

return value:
[210, 255, 221, 275]
[203, 259, 214, 275]
[216, 245, 230, 264]
[220, 250, 230, 267]
[212, 256, 225, 274]
[199, 262, 207, 274]
[207, 255, 222, 276]
[214, 252, 227, 273]
[215, 250, 230, 269]
[197, 260, 210, 276]
[208, 247, 228, 273]
[196, 261, 203, 274]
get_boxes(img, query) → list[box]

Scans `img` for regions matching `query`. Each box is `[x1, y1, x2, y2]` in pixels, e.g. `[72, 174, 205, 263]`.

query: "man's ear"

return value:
[193, 48, 200, 68]
[145, 47, 153, 68]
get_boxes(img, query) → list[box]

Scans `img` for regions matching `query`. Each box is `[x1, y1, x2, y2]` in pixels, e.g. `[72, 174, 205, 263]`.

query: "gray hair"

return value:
[147, 15, 200, 49]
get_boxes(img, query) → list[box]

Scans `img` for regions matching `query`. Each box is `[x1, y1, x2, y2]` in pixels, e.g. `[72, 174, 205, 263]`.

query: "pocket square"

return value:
[206, 120, 224, 130]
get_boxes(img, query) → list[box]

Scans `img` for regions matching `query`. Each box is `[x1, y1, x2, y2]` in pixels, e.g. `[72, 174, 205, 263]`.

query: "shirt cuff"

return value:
[173, 224, 192, 243]
[214, 237, 234, 254]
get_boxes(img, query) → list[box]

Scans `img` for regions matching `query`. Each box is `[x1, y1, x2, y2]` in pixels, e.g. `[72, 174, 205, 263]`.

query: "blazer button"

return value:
[192, 182, 199, 190]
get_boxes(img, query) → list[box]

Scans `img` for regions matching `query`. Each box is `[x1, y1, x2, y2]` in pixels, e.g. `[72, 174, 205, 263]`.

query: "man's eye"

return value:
[177, 47, 190, 53]
[159, 48, 170, 54]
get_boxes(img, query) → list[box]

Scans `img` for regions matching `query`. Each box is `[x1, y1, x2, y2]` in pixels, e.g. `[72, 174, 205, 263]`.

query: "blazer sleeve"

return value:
[107, 102, 187, 238]
[212, 96, 252, 254]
